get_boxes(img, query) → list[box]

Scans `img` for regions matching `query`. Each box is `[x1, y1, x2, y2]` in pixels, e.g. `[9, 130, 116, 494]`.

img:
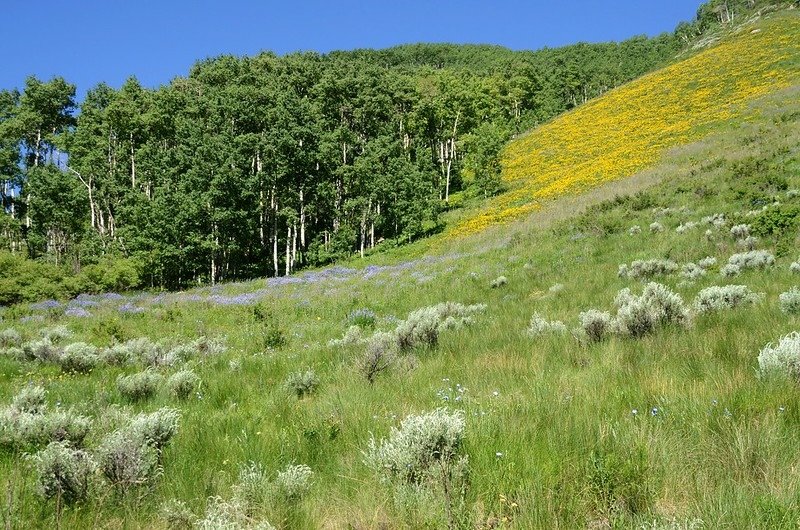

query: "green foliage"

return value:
[28, 441, 95, 505]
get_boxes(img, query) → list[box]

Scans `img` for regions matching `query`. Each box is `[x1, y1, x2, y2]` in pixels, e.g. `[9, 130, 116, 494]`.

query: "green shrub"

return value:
[167, 369, 200, 400]
[758, 332, 800, 380]
[28, 441, 96, 505]
[274, 464, 313, 501]
[779, 288, 800, 315]
[59, 342, 100, 374]
[117, 370, 162, 402]
[284, 370, 319, 398]
[365, 408, 465, 484]
[693, 285, 763, 313]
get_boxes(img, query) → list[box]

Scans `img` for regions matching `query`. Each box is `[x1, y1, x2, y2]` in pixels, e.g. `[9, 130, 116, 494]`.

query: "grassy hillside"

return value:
[452, 11, 800, 237]
[2, 10, 800, 530]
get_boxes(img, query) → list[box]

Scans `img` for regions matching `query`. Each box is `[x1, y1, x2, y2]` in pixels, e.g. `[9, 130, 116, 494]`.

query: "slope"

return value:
[451, 11, 800, 238]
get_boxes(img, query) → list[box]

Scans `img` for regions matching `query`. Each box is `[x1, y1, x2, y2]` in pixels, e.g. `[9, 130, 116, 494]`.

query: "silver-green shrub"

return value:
[578, 310, 615, 342]
[758, 332, 800, 379]
[693, 285, 763, 313]
[117, 370, 163, 402]
[28, 441, 95, 504]
[0, 408, 91, 449]
[737, 235, 759, 250]
[195, 496, 276, 530]
[698, 256, 717, 269]
[159, 499, 196, 530]
[614, 283, 688, 338]
[490, 276, 508, 288]
[618, 259, 679, 279]
[167, 369, 200, 400]
[720, 264, 741, 277]
[779, 287, 800, 315]
[125, 337, 164, 366]
[274, 463, 313, 501]
[59, 342, 100, 374]
[328, 325, 365, 348]
[0, 328, 22, 348]
[97, 429, 160, 491]
[97, 408, 179, 491]
[791, 262, 800, 274]
[284, 370, 319, 398]
[365, 408, 465, 484]
[527, 313, 567, 336]
[40, 326, 71, 343]
[12, 384, 47, 414]
[680, 263, 706, 281]
[725, 250, 775, 273]
[649, 222, 664, 233]
[730, 224, 750, 240]
[395, 302, 485, 351]
[23, 338, 61, 363]
[628, 225, 642, 235]
[128, 408, 180, 451]
[359, 331, 398, 384]
[101, 343, 133, 365]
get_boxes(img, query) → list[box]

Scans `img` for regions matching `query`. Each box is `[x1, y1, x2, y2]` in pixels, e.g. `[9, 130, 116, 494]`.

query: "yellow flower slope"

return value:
[452, 15, 800, 237]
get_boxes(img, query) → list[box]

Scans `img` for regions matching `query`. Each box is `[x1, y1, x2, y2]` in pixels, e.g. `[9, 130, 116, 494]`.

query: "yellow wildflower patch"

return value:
[451, 15, 800, 237]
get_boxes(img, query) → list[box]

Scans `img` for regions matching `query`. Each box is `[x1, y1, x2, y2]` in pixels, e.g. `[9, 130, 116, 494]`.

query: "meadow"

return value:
[2, 9, 800, 530]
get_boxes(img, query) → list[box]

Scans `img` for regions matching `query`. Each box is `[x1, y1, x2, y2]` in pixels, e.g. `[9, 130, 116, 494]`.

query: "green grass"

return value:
[3, 44, 800, 530]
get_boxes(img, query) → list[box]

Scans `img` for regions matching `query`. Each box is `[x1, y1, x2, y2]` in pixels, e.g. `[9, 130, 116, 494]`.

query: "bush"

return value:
[23, 338, 61, 363]
[791, 262, 800, 274]
[680, 263, 706, 281]
[579, 310, 615, 342]
[97, 408, 179, 491]
[117, 370, 162, 402]
[490, 276, 508, 288]
[779, 287, 800, 315]
[395, 302, 485, 351]
[725, 250, 775, 273]
[28, 441, 95, 504]
[159, 499, 196, 530]
[167, 369, 200, 400]
[328, 325, 366, 348]
[1, 409, 92, 450]
[730, 224, 751, 240]
[365, 408, 465, 484]
[274, 464, 313, 501]
[737, 235, 759, 250]
[59, 342, 100, 374]
[721, 264, 741, 277]
[100, 343, 133, 365]
[698, 256, 717, 269]
[97, 429, 160, 491]
[284, 370, 319, 398]
[0, 327, 22, 348]
[12, 385, 47, 414]
[614, 283, 688, 338]
[527, 313, 567, 336]
[758, 332, 800, 380]
[347, 308, 377, 328]
[617, 259, 679, 279]
[41, 326, 72, 343]
[124, 337, 163, 366]
[693, 285, 763, 313]
[628, 225, 642, 235]
[359, 331, 397, 384]
[649, 222, 664, 233]
[196, 496, 276, 530]
[128, 408, 180, 451]
[234, 461, 270, 512]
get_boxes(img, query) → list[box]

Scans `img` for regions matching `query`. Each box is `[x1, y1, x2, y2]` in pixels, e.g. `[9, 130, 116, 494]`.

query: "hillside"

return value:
[452, 11, 800, 237]
[2, 8, 800, 530]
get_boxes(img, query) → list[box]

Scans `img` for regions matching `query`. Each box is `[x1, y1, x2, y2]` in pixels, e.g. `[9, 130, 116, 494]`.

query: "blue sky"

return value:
[2, 1, 701, 99]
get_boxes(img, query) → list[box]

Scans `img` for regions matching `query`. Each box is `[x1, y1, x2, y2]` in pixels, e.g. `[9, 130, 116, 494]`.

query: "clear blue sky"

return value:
[2, 1, 701, 100]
